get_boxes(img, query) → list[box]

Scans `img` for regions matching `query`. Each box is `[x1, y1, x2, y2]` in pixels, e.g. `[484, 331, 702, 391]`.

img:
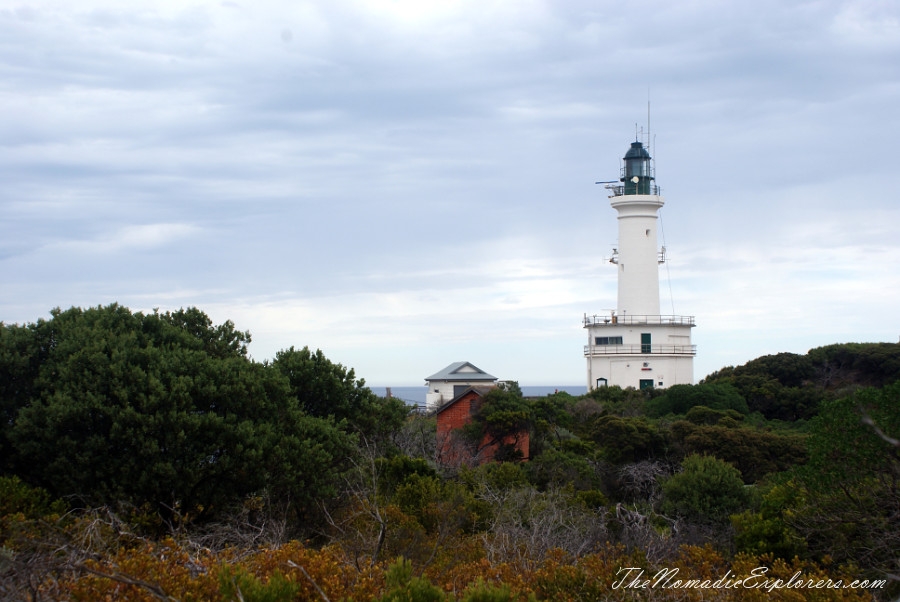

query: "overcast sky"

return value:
[2, 0, 899, 386]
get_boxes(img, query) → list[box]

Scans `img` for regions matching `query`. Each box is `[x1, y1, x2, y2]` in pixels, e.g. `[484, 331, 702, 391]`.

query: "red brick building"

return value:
[435, 386, 530, 467]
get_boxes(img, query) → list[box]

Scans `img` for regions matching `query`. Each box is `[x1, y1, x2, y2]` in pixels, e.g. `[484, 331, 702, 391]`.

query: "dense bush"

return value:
[1, 305, 362, 523]
[646, 383, 749, 417]
[3, 305, 898, 599]
[659, 454, 750, 522]
[588, 415, 666, 464]
[669, 420, 807, 482]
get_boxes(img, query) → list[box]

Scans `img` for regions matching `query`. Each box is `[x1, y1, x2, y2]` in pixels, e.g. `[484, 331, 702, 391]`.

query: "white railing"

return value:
[583, 314, 695, 327]
[608, 183, 661, 197]
[584, 344, 697, 356]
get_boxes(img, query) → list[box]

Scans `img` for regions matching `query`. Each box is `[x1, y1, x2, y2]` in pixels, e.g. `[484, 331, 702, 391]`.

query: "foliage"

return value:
[375, 557, 447, 602]
[669, 420, 807, 483]
[735, 352, 815, 387]
[394, 413, 439, 461]
[787, 382, 900, 585]
[459, 578, 519, 602]
[219, 567, 299, 602]
[377, 455, 440, 497]
[3, 306, 897, 598]
[1, 304, 354, 524]
[588, 415, 666, 465]
[659, 454, 750, 522]
[525, 449, 599, 491]
[528, 392, 576, 454]
[808, 342, 900, 389]
[0, 475, 68, 519]
[730, 374, 822, 421]
[476, 486, 609, 563]
[731, 480, 807, 560]
[327, 442, 486, 574]
[803, 381, 900, 490]
[683, 405, 744, 426]
[0, 477, 71, 600]
[392, 474, 481, 537]
[703, 344, 900, 420]
[1, 513, 884, 601]
[646, 383, 749, 417]
[271, 345, 410, 440]
[459, 462, 529, 493]
[496, 380, 522, 397]
[462, 387, 531, 456]
[583, 385, 649, 419]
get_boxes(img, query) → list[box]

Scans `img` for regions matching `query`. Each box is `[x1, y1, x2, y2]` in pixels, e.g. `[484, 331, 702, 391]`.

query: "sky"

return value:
[2, 0, 899, 386]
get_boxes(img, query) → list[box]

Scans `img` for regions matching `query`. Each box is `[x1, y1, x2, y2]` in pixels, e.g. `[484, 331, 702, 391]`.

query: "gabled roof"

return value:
[435, 385, 495, 415]
[425, 361, 498, 382]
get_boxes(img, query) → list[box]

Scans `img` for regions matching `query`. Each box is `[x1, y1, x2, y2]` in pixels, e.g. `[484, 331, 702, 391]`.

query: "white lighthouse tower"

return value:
[583, 137, 696, 391]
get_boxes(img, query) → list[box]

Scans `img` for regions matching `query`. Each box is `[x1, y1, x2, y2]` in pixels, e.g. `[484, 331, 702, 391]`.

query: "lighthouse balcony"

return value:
[584, 343, 697, 357]
[583, 314, 695, 327]
[607, 183, 661, 197]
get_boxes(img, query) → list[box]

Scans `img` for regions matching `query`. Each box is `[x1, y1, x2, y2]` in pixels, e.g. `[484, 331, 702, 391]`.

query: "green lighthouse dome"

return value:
[621, 141, 655, 195]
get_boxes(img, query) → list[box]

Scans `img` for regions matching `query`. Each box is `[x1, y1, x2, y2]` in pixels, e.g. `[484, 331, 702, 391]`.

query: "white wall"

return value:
[584, 321, 694, 389]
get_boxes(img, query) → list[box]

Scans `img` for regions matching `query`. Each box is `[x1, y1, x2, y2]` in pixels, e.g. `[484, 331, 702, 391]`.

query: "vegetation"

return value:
[1, 304, 898, 600]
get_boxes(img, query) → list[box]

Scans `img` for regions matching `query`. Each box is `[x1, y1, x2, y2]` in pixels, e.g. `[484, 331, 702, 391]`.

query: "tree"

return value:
[669, 419, 807, 483]
[2, 305, 353, 524]
[683, 405, 744, 426]
[808, 342, 900, 389]
[528, 391, 575, 454]
[0, 321, 45, 469]
[588, 415, 666, 465]
[392, 413, 438, 461]
[583, 385, 648, 418]
[463, 387, 531, 459]
[526, 448, 599, 491]
[659, 454, 749, 522]
[731, 479, 807, 560]
[786, 382, 900, 581]
[476, 485, 608, 563]
[271, 346, 408, 440]
[646, 383, 748, 417]
[735, 352, 815, 388]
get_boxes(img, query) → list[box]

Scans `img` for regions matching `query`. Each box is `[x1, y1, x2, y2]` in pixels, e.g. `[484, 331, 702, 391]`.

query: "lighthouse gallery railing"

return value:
[584, 344, 697, 356]
[583, 314, 696, 327]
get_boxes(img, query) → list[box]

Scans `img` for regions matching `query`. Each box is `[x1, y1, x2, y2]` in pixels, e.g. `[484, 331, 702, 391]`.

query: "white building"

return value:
[584, 139, 696, 391]
[424, 361, 498, 410]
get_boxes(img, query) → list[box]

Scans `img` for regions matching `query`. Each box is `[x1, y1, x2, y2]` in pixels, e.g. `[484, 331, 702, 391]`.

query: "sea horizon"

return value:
[369, 385, 588, 406]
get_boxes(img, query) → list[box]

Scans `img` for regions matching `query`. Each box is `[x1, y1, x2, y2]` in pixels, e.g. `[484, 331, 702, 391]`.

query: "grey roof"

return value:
[425, 361, 497, 382]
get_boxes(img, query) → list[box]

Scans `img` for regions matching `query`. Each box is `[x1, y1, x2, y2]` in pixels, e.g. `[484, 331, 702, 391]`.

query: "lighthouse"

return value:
[583, 137, 696, 391]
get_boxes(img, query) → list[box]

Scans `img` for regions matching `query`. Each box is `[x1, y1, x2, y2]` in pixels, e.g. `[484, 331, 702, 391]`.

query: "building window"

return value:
[596, 377, 608, 388]
[641, 333, 651, 353]
[640, 379, 654, 390]
[594, 336, 624, 345]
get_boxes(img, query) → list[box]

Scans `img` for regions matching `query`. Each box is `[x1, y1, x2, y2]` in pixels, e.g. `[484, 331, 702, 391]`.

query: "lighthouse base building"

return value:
[584, 138, 696, 391]
[584, 313, 695, 390]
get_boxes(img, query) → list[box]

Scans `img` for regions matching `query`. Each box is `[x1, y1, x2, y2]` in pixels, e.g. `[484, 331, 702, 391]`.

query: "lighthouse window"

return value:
[627, 161, 649, 177]
[595, 336, 623, 345]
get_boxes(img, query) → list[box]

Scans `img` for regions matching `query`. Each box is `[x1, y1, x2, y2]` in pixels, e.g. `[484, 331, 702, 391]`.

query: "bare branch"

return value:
[73, 561, 179, 602]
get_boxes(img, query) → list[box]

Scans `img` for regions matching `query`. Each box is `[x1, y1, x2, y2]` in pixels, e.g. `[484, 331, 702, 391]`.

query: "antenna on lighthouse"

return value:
[647, 97, 655, 180]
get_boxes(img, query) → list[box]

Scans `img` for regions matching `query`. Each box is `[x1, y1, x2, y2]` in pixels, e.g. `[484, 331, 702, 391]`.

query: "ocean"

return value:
[369, 385, 588, 407]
